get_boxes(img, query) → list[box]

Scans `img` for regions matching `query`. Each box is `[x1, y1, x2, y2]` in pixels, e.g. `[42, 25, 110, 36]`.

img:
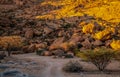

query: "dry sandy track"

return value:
[12, 53, 120, 77]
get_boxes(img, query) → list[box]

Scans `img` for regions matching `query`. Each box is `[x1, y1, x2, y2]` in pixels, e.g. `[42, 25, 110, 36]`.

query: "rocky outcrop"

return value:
[0, 0, 119, 58]
[49, 37, 65, 50]
[25, 28, 34, 39]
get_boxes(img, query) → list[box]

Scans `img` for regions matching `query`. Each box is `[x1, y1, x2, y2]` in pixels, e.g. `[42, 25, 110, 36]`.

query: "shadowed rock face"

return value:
[0, 51, 6, 60]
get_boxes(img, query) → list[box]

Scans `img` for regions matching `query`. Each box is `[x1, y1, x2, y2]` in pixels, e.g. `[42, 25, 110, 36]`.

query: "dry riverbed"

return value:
[0, 53, 120, 77]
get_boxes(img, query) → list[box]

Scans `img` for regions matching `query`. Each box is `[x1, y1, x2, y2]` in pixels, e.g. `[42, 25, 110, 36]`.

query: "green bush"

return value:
[77, 48, 116, 71]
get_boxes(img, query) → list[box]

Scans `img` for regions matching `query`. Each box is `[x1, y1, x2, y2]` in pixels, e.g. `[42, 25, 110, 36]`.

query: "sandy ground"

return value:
[6, 53, 120, 77]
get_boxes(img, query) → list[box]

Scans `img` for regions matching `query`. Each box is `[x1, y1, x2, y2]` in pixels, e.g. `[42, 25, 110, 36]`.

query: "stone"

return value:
[49, 37, 64, 50]
[12, 30, 21, 35]
[52, 49, 65, 57]
[27, 44, 36, 53]
[81, 39, 92, 49]
[44, 27, 53, 35]
[94, 22, 102, 31]
[25, 28, 34, 39]
[43, 51, 52, 56]
[92, 40, 103, 46]
[35, 43, 47, 49]
[58, 30, 64, 37]
[60, 42, 70, 51]
[34, 29, 41, 36]
[105, 40, 112, 47]
[64, 17, 79, 23]
[69, 34, 82, 46]
[22, 44, 36, 53]
[0, 0, 13, 4]
[14, 0, 24, 6]
[65, 51, 74, 58]
[46, 22, 61, 30]
[22, 46, 29, 53]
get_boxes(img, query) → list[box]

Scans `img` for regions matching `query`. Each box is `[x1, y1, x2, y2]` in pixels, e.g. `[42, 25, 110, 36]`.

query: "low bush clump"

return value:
[62, 60, 83, 73]
[77, 48, 116, 71]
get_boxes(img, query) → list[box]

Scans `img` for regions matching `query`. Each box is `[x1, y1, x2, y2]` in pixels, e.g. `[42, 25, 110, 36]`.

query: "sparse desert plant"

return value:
[114, 51, 120, 60]
[63, 60, 83, 73]
[0, 36, 23, 56]
[77, 48, 116, 71]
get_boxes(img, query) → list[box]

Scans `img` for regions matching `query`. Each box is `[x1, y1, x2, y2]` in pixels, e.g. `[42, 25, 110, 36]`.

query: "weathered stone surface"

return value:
[34, 29, 42, 36]
[81, 39, 92, 49]
[52, 49, 65, 57]
[65, 51, 74, 58]
[49, 37, 64, 50]
[69, 34, 81, 46]
[35, 43, 47, 49]
[25, 28, 34, 39]
[22, 44, 36, 53]
[43, 51, 52, 56]
[92, 40, 103, 46]
[46, 22, 61, 30]
[105, 40, 112, 47]
[44, 27, 53, 35]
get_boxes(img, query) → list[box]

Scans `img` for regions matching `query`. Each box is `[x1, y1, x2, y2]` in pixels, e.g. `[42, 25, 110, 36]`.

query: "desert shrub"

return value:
[63, 60, 83, 73]
[0, 36, 23, 56]
[77, 48, 116, 71]
[114, 51, 120, 60]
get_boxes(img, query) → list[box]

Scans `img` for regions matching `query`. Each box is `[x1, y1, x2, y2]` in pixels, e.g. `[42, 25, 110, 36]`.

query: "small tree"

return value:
[77, 48, 116, 71]
[0, 36, 23, 56]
